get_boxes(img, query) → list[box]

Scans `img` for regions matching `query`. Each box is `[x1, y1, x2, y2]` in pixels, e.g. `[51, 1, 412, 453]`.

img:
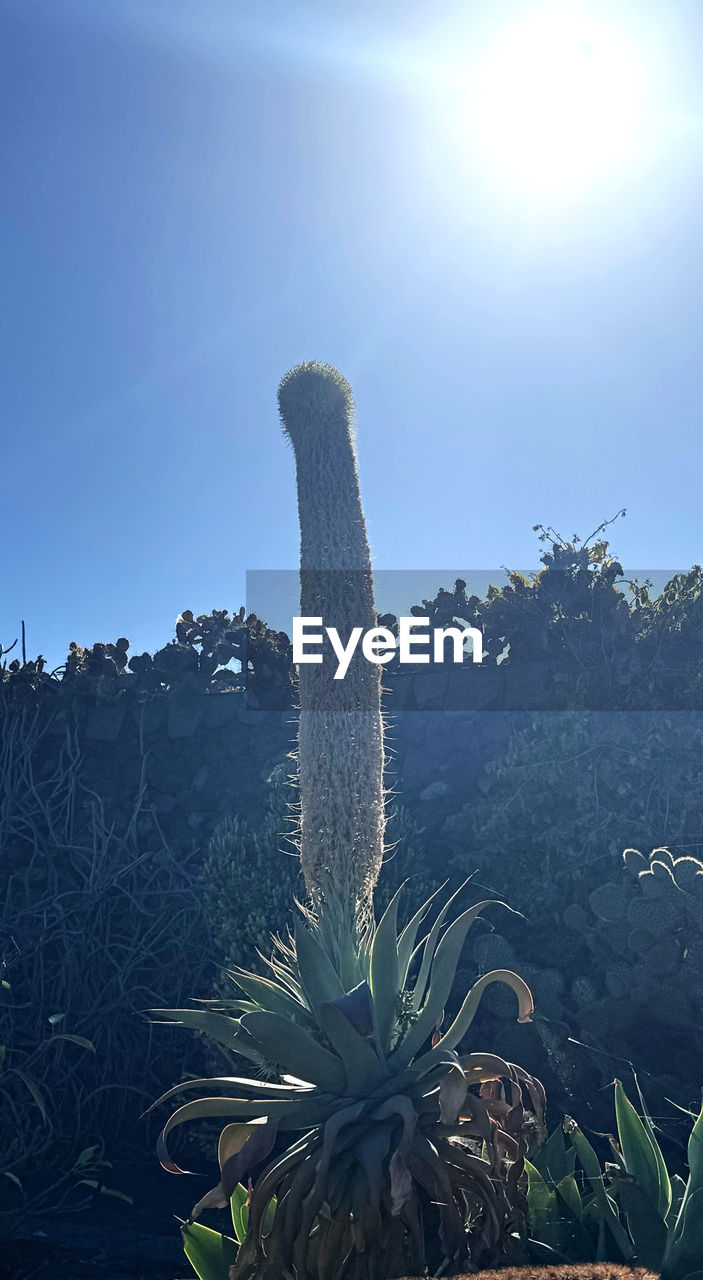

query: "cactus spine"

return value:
[278, 362, 384, 932]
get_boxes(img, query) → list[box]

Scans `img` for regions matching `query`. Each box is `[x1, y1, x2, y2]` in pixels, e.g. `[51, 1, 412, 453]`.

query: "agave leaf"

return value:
[688, 1103, 703, 1181]
[555, 1173, 584, 1221]
[219, 1122, 264, 1164]
[230, 1179, 277, 1248]
[411, 1133, 476, 1265]
[421, 969, 533, 1067]
[455, 1090, 493, 1144]
[291, 1104, 365, 1280]
[608, 1136, 626, 1172]
[666, 1188, 703, 1280]
[293, 916, 345, 1018]
[230, 1181, 249, 1245]
[315, 1100, 367, 1184]
[568, 1122, 635, 1261]
[614, 1079, 667, 1220]
[326, 1148, 356, 1219]
[326, 981, 374, 1036]
[313, 899, 367, 992]
[668, 1173, 687, 1228]
[150, 1009, 265, 1064]
[347, 1165, 367, 1252]
[158, 1095, 332, 1172]
[552, 1176, 599, 1259]
[411, 880, 468, 1012]
[230, 970, 313, 1026]
[145, 1075, 316, 1118]
[392, 901, 511, 1069]
[526, 1158, 557, 1233]
[239, 1011, 346, 1093]
[675, 1103, 703, 1234]
[369, 886, 402, 1053]
[437, 1062, 468, 1124]
[611, 1169, 667, 1269]
[263, 952, 305, 1003]
[389, 1149, 413, 1216]
[280, 1142, 324, 1252]
[266, 970, 306, 1006]
[569, 1123, 607, 1191]
[396, 883, 445, 989]
[666, 1105, 703, 1279]
[262, 1194, 277, 1238]
[458, 1050, 515, 1085]
[631, 1071, 672, 1222]
[203, 997, 260, 1015]
[191, 1120, 278, 1219]
[231, 1144, 306, 1280]
[181, 1220, 239, 1280]
[532, 1124, 572, 1185]
[591, 1213, 609, 1264]
[371, 1094, 416, 1155]
[317, 1218, 350, 1280]
[355, 1122, 392, 1233]
[317, 999, 381, 1095]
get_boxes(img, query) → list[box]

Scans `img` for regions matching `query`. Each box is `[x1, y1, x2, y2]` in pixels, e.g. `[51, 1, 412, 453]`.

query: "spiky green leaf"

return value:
[392, 901, 510, 1069]
[317, 1000, 382, 1095]
[150, 1009, 265, 1064]
[182, 1220, 239, 1280]
[369, 886, 402, 1053]
[293, 917, 345, 1018]
[614, 1079, 666, 1219]
[239, 1011, 346, 1093]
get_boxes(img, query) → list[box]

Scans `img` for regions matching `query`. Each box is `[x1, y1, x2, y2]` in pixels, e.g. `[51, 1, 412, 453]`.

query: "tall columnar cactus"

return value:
[277, 362, 384, 931]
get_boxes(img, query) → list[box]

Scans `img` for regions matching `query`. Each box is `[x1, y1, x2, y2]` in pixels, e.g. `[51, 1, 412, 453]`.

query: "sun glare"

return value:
[459, 7, 645, 199]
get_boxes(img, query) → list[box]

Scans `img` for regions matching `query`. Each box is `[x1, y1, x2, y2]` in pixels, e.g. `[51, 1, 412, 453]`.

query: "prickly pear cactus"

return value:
[567, 846, 703, 1102]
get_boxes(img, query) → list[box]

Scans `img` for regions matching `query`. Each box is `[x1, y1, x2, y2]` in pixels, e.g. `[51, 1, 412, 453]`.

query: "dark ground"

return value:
[0, 1162, 207, 1280]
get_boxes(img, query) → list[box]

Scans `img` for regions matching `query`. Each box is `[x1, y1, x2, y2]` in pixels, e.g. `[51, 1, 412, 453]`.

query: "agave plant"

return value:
[526, 1078, 703, 1279]
[151, 885, 544, 1280]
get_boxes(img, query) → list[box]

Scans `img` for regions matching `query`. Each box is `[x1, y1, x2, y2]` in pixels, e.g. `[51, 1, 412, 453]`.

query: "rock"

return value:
[192, 764, 209, 792]
[412, 671, 449, 711]
[419, 780, 449, 802]
[167, 695, 206, 739]
[151, 794, 177, 813]
[84, 704, 126, 742]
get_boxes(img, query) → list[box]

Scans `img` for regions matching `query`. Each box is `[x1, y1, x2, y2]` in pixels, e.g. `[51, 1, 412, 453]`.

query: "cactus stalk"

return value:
[278, 362, 385, 933]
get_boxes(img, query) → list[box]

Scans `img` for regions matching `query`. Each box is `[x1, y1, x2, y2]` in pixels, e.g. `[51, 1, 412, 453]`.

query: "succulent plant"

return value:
[202, 805, 301, 976]
[152, 885, 541, 1279]
[570, 976, 596, 1010]
[526, 1079, 703, 1279]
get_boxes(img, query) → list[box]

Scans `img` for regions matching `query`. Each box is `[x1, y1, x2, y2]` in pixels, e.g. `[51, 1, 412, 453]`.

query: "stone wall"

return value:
[3, 677, 522, 867]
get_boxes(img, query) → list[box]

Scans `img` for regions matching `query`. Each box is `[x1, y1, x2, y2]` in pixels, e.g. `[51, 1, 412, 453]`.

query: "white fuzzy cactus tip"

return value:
[278, 362, 354, 446]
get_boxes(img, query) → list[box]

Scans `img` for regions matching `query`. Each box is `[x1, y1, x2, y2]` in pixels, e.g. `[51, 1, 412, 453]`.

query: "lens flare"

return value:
[455, 7, 645, 199]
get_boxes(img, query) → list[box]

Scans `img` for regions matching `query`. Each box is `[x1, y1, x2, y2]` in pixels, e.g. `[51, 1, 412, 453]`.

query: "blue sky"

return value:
[2, 0, 702, 669]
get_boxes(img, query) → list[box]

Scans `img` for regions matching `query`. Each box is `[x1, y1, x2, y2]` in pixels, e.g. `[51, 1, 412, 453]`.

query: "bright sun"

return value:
[461, 7, 644, 198]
